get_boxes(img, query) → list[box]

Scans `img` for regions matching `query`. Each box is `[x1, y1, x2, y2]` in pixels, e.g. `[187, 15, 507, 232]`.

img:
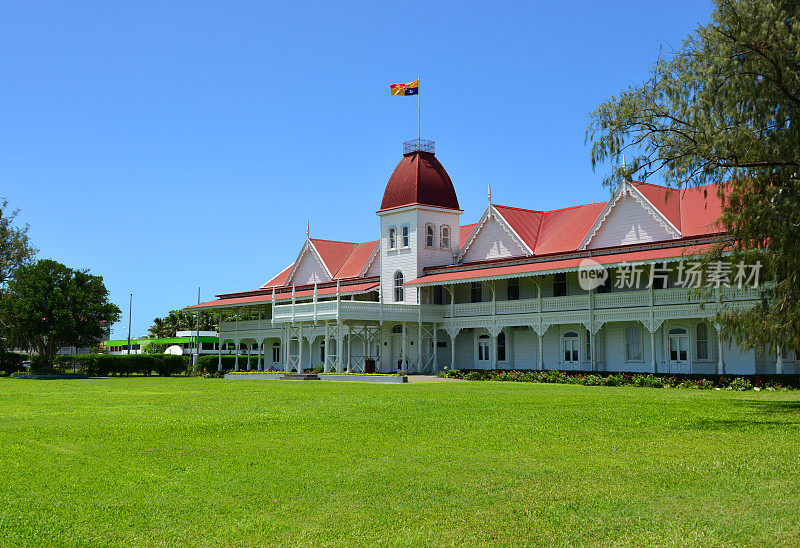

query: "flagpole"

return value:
[417, 75, 421, 146]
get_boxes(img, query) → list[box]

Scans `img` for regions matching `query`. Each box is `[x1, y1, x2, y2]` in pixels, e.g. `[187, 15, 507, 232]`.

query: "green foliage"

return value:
[440, 369, 798, 390]
[53, 354, 188, 377]
[197, 354, 257, 376]
[0, 197, 37, 288]
[0, 259, 121, 371]
[0, 351, 24, 375]
[587, 0, 800, 350]
[148, 309, 241, 339]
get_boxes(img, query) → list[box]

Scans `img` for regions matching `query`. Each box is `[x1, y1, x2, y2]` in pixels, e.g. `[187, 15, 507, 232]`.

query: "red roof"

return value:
[459, 223, 477, 249]
[379, 151, 460, 212]
[261, 264, 293, 289]
[535, 202, 608, 254]
[408, 243, 712, 286]
[335, 241, 378, 278]
[189, 280, 380, 309]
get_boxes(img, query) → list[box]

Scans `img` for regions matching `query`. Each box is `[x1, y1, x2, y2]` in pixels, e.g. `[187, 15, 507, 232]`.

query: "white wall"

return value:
[290, 248, 330, 285]
[461, 214, 528, 263]
[588, 193, 676, 249]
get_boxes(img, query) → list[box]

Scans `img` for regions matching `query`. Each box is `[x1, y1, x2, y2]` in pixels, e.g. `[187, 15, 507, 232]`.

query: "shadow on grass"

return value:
[733, 399, 800, 415]
[687, 399, 800, 431]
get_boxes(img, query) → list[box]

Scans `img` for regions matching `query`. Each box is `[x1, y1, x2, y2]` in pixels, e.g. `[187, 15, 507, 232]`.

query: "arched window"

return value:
[426, 224, 435, 247]
[497, 332, 506, 362]
[394, 271, 404, 302]
[441, 225, 450, 249]
[388, 227, 397, 250]
[696, 323, 709, 360]
[391, 325, 403, 334]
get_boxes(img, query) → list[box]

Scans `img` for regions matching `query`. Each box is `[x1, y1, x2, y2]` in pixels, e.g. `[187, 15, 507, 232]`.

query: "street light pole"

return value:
[127, 293, 133, 355]
[194, 287, 200, 375]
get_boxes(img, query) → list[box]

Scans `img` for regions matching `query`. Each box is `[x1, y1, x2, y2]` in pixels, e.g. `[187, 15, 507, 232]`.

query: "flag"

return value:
[390, 79, 419, 96]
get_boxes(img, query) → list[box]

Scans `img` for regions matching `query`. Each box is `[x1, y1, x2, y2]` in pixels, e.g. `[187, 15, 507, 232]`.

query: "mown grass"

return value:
[0, 378, 799, 546]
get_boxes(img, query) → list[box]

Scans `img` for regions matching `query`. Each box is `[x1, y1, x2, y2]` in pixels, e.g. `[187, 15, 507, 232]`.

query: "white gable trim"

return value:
[286, 239, 333, 285]
[579, 182, 681, 250]
[457, 205, 533, 262]
[360, 242, 380, 277]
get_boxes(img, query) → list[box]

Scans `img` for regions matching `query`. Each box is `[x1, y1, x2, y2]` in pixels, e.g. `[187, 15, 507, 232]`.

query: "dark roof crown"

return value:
[380, 151, 460, 212]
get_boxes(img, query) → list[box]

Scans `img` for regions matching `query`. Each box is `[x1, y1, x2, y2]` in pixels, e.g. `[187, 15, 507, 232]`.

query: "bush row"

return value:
[53, 354, 190, 377]
[197, 355, 272, 376]
[437, 369, 800, 390]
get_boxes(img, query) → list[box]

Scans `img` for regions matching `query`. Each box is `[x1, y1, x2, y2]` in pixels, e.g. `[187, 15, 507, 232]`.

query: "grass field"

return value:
[1, 378, 799, 546]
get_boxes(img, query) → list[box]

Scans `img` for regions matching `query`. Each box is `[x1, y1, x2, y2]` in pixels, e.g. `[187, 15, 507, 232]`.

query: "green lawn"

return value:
[1, 379, 799, 546]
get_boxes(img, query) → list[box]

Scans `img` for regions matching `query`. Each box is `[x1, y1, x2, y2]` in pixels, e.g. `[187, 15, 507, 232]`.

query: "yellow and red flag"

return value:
[390, 79, 419, 96]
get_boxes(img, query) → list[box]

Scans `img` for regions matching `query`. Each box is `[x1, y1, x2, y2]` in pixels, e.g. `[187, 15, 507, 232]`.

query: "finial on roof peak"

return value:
[306, 221, 310, 239]
[488, 182, 492, 206]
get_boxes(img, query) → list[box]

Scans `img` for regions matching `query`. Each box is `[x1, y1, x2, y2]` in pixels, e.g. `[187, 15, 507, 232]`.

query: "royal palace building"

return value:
[189, 140, 792, 376]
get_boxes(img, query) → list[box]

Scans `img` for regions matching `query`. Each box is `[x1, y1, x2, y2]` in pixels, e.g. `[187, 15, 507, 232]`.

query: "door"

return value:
[476, 335, 491, 367]
[668, 328, 689, 373]
[391, 325, 404, 370]
[563, 332, 579, 368]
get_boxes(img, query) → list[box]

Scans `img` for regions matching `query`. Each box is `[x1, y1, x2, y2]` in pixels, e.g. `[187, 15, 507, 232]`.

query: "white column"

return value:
[298, 323, 304, 373]
[491, 333, 498, 370]
[538, 333, 544, 370]
[324, 322, 331, 373]
[217, 337, 222, 373]
[234, 338, 240, 371]
[417, 320, 423, 373]
[346, 324, 352, 373]
[716, 325, 725, 375]
[650, 330, 657, 373]
[336, 326, 344, 373]
[246, 343, 251, 371]
[401, 322, 407, 372]
[776, 343, 784, 375]
[433, 324, 438, 373]
[450, 333, 456, 369]
[257, 340, 263, 371]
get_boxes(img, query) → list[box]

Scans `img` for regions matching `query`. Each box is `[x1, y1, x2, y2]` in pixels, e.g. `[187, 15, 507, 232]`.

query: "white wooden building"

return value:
[189, 140, 793, 375]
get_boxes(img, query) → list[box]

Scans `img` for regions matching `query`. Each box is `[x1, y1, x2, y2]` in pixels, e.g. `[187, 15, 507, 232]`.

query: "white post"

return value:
[217, 312, 223, 373]
[257, 340, 263, 371]
[346, 324, 352, 373]
[298, 323, 304, 373]
[336, 323, 344, 373]
[450, 332, 456, 369]
[324, 322, 331, 373]
[246, 342, 251, 371]
[716, 324, 725, 375]
[492, 333, 498, 370]
[234, 338, 240, 371]
[401, 322, 407, 372]
[538, 333, 544, 370]
[776, 343, 784, 374]
[433, 324, 438, 373]
[650, 330, 657, 373]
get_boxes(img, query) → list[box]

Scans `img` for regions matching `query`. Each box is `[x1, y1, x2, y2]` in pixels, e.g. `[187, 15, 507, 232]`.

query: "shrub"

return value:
[0, 351, 25, 375]
[197, 355, 251, 375]
[728, 377, 753, 391]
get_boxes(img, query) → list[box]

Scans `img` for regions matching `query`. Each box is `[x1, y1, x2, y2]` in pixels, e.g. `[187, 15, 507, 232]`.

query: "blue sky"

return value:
[1, 0, 713, 339]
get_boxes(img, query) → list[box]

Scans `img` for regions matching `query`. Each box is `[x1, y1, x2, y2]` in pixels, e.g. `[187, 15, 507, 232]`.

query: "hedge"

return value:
[437, 369, 800, 390]
[197, 355, 270, 375]
[0, 351, 25, 375]
[53, 354, 190, 377]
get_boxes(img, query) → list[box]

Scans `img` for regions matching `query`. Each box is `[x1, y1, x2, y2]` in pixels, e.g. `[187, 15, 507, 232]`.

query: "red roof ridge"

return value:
[493, 204, 544, 214]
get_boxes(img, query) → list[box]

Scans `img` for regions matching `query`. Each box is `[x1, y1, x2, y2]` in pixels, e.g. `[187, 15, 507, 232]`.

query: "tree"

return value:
[0, 259, 121, 370]
[0, 198, 37, 289]
[148, 308, 231, 339]
[587, 0, 800, 351]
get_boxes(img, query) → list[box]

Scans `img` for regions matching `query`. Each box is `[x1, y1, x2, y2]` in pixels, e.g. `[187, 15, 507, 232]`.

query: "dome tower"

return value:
[377, 140, 462, 304]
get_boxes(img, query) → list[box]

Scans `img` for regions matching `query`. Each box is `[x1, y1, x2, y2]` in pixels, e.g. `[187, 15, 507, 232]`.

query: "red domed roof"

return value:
[379, 151, 460, 212]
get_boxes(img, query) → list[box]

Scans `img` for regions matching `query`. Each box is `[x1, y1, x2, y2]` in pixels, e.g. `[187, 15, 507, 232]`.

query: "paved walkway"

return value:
[407, 375, 464, 383]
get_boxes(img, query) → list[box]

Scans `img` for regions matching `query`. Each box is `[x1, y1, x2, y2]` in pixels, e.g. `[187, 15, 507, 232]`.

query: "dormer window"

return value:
[389, 227, 397, 250]
[401, 225, 410, 248]
[441, 225, 450, 249]
[425, 224, 434, 247]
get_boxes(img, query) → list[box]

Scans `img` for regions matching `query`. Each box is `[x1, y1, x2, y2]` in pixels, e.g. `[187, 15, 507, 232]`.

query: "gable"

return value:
[289, 247, 331, 285]
[586, 192, 678, 249]
[461, 214, 529, 263]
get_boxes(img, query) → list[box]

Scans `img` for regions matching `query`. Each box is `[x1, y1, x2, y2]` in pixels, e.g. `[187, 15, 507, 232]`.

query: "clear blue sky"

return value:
[1, 0, 713, 339]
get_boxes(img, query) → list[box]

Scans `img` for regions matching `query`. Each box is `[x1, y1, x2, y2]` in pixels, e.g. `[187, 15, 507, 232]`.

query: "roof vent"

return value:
[403, 139, 435, 155]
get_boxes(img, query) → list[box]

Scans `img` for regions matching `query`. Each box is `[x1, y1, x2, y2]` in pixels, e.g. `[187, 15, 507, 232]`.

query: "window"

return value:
[563, 332, 579, 363]
[597, 273, 612, 294]
[394, 271, 404, 302]
[272, 342, 280, 363]
[507, 278, 519, 301]
[401, 225, 410, 248]
[471, 282, 483, 303]
[425, 224, 434, 247]
[586, 328, 591, 361]
[432, 286, 443, 305]
[441, 226, 450, 249]
[388, 227, 397, 250]
[651, 262, 669, 289]
[696, 323, 709, 360]
[391, 325, 403, 334]
[554, 272, 567, 297]
[436, 341, 447, 348]
[497, 332, 506, 362]
[320, 340, 325, 363]
[625, 326, 642, 361]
